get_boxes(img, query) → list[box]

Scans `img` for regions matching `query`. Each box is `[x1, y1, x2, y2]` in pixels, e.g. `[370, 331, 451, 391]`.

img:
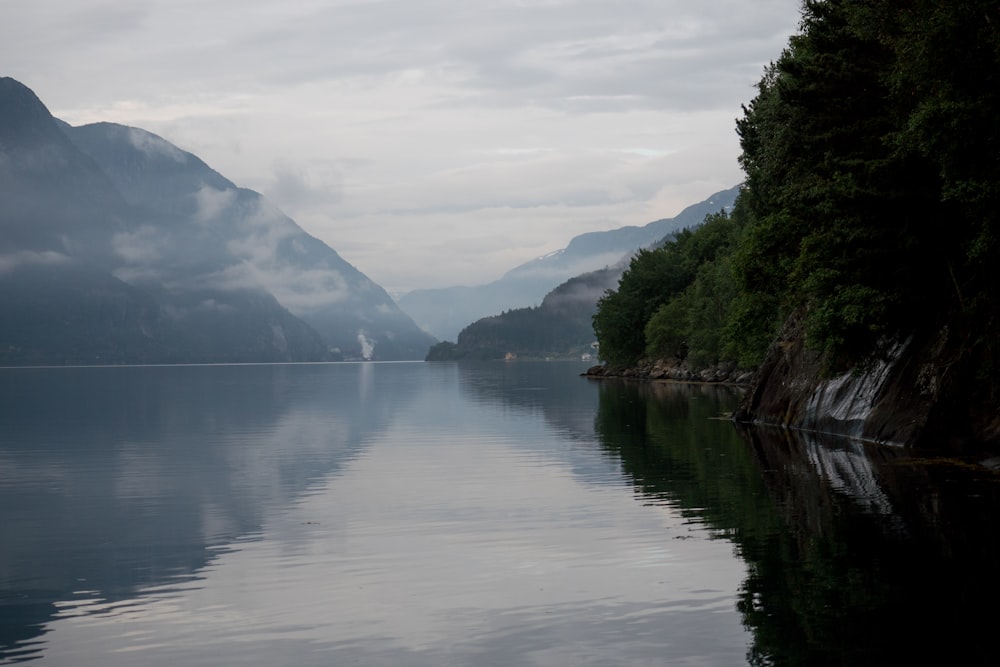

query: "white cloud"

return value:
[193, 186, 238, 225]
[206, 198, 354, 311]
[2, 0, 802, 293]
[0, 250, 71, 274]
[125, 127, 187, 163]
[111, 226, 166, 264]
[223, 262, 352, 313]
[266, 160, 343, 213]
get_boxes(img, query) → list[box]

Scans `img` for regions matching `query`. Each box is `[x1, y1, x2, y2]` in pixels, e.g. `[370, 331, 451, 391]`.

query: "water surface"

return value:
[1, 362, 998, 665]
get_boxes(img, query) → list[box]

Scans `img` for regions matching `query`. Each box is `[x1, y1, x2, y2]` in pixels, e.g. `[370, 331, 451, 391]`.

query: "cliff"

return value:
[733, 309, 1000, 451]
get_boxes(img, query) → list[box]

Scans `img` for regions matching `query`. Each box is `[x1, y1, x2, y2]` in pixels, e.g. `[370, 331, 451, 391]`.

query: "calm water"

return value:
[1, 362, 998, 665]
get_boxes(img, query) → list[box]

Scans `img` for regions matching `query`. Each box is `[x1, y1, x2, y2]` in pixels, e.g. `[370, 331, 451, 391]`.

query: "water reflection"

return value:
[0, 363, 421, 663]
[738, 426, 1000, 666]
[590, 378, 1000, 665]
[7, 363, 998, 665]
[6, 362, 752, 666]
[457, 360, 599, 437]
[457, 361, 627, 487]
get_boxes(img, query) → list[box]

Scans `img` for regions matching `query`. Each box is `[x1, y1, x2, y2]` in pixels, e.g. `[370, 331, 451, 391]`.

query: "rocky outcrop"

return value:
[584, 358, 755, 385]
[588, 307, 1000, 451]
[733, 309, 1000, 451]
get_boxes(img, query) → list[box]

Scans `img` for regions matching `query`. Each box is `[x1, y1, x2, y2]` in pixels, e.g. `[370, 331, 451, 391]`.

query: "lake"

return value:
[1, 361, 998, 665]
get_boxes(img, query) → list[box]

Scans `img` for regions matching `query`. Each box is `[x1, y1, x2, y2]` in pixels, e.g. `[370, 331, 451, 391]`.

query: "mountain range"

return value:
[0, 77, 436, 364]
[426, 263, 624, 361]
[399, 185, 740, 342]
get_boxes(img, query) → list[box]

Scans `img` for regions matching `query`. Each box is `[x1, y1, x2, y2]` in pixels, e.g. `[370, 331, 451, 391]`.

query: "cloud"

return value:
[191, 258, 352, 313]
[0, 250, 71, 274]
[3, 0, 802, 294]
[111, 226, 167, 264]
[109, 187, 357, 312]
[543, 277, 620, 311]
[206, 197, 354, 311]
[193, 186, 239, 225]
[265, 160, 343, 215]
[510, 250, 628, 282]
[125, 127, 187, 163]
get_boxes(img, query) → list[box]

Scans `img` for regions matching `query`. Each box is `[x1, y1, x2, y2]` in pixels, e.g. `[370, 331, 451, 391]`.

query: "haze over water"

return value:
[2, 362, 998, 665]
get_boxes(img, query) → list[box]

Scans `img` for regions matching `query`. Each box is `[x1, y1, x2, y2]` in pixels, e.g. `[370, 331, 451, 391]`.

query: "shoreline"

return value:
[582, 361, 755, 386]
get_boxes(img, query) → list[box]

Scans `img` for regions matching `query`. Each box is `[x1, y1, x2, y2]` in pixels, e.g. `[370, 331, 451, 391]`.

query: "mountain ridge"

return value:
[400, 186, 739, 343]
[0, 77, 435, 364]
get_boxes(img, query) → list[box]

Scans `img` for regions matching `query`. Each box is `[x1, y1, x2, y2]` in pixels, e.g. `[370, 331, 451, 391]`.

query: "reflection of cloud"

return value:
[0, 250, 71, 273]
[30, 420, 748, 665]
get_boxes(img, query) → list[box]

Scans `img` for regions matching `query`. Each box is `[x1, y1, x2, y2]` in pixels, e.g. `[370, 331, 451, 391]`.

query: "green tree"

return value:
[595, 211, 740, 367]
[597, 0, 1000, 378]
[734, 0, 948, 366]
[888, 1, 1000, 311]
[645, 211, 743, 367]
[593, 246, 691, 366]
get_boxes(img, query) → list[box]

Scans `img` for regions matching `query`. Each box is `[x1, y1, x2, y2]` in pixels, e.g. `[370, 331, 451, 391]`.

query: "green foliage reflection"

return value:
[593, 381, 1000, 665]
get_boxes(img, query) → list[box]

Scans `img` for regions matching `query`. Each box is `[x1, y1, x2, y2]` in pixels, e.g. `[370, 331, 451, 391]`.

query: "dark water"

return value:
[1, 362, 998, 665]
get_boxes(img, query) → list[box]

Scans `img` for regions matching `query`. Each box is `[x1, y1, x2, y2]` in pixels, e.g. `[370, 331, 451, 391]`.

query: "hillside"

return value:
[426, 264, 623, 361]
[400, 186, 739, 342]
[0, 77, 435, 364]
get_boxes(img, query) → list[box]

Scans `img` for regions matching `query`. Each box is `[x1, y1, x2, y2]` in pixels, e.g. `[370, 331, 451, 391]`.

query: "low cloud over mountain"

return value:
[400, 185, 738, 342]
[0, 77, 435, 364]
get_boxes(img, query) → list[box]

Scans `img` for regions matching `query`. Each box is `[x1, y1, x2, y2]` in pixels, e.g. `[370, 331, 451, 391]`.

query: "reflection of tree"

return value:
[594, 380, 780, 541]
[457, 361, 600, 441]
[593, 380, 1000, 665]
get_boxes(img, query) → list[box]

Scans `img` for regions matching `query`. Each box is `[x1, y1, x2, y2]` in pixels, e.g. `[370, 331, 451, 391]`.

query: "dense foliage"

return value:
[593, 212, 741, 367]
[594, 0, 1000, 373]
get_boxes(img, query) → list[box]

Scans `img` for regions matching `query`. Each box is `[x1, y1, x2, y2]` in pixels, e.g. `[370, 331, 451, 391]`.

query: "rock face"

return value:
[733, 310, 1000, 450]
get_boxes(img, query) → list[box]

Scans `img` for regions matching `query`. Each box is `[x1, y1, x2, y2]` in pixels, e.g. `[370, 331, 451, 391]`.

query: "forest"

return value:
[593, 0, 1000, 383]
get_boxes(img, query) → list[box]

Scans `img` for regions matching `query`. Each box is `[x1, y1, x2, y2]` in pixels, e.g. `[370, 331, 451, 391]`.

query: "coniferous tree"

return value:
[593, 0, 1000, 377]
[734, 0, 951, 365]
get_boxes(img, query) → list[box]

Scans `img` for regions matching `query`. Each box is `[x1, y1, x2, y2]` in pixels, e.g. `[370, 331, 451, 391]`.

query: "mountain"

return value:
[62, 121, 436, 360]
[399, 186, 740, 342]
[0, 77, 435, 364]
[426, 264, 624, 361]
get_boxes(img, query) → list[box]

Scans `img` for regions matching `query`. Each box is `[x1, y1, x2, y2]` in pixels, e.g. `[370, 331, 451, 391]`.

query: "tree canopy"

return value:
[593, 0, 1000, 374]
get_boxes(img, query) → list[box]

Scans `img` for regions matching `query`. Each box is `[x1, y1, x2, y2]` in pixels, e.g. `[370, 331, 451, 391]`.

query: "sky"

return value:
[1, 0, 802, 295]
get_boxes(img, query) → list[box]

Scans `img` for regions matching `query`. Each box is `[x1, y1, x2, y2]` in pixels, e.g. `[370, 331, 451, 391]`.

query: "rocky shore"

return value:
[583, 358, 755, 385]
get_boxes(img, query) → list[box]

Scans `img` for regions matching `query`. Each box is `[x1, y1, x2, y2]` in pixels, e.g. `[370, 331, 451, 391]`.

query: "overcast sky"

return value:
[2, 0, 801, 295]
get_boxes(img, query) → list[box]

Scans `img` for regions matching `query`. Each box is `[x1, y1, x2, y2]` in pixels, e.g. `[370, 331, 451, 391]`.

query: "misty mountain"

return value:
[0, 77, 435, 364]
[426, 263, 625, 361]
[399, 186, 739, 342]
